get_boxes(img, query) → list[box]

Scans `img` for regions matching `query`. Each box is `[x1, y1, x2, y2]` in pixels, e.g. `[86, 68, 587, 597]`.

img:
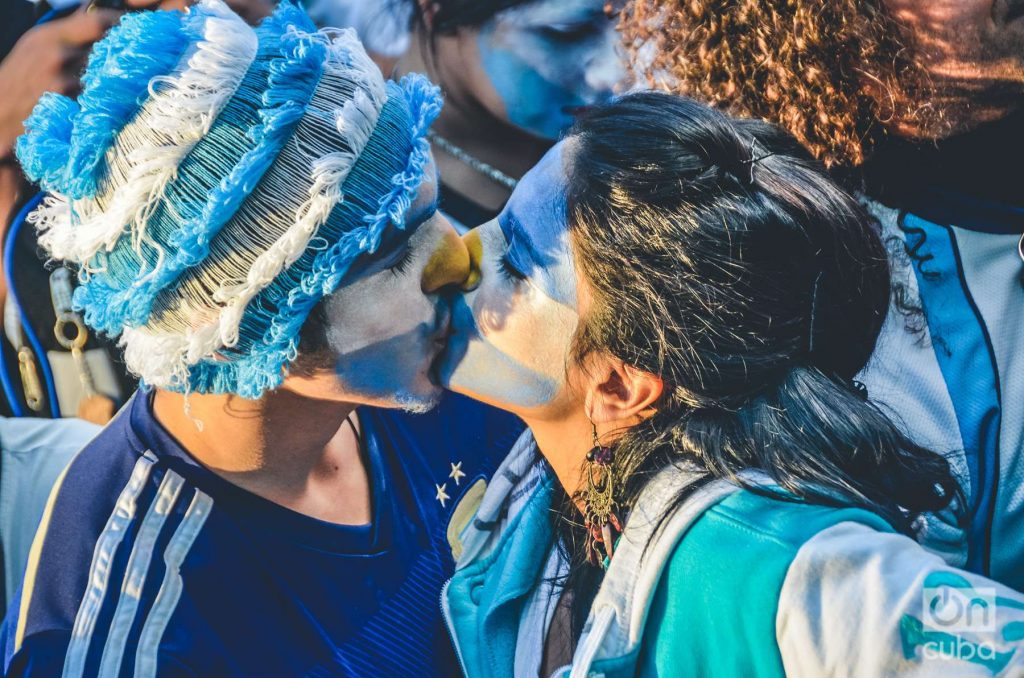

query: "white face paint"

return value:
[290, 157, 467, 412]
[478, 0, 627, 139]
[439, 143, 581, 416]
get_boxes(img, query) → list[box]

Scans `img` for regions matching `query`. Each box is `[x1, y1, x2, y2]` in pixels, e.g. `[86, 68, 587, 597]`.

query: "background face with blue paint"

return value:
[287, 157, 471, 412]
[438, 142, 582, 416]
[475, 0, 626, 140]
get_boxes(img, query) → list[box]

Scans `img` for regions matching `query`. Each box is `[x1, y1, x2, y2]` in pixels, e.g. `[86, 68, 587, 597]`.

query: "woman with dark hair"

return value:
[621, 0, 1024, 589]
[437, 91, 1024, 676]
[387, 0, 626, 230]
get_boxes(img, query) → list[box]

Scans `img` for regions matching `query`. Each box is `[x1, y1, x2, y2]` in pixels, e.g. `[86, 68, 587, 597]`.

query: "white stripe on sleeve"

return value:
[776, 521, 1024, 677]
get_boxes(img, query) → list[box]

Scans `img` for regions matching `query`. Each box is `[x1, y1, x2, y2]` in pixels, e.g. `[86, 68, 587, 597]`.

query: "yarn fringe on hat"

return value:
[16, 0, 442, 399]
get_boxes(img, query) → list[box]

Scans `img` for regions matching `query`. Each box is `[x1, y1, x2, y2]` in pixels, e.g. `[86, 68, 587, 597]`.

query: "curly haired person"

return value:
[624, 0, 1024, 592]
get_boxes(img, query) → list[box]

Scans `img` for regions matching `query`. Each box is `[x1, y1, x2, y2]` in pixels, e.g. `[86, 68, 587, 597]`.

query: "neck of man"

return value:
[153, 388, 371, 526]
[395, 31, 552, 213]
[864, 109, 1024, 208]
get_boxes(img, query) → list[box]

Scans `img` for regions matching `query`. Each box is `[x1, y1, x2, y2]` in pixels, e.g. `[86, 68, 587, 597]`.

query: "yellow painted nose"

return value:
[422, 224, 471, 293]
[460, 229, 483, 291]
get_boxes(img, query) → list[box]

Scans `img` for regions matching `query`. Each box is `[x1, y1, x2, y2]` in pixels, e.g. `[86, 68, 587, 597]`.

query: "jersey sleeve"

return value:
[777, 521, 1024, 676]
[1, 414, 158, 677]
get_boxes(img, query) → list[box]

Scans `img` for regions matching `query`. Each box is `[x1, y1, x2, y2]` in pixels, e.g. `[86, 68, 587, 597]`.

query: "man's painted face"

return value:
[439, 142, 580, 414]
[477, 0, 626, 140]
[294, 156, 469, 412]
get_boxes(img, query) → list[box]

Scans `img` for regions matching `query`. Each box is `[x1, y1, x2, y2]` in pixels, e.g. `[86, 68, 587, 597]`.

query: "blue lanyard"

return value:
[3, 193, 62, 417]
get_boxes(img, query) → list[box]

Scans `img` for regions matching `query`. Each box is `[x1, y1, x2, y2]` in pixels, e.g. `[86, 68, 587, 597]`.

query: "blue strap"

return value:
[2, 192, 61, 418]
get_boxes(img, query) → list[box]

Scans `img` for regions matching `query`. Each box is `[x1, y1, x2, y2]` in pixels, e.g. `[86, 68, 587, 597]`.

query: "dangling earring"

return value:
[574, 421, 623, 568]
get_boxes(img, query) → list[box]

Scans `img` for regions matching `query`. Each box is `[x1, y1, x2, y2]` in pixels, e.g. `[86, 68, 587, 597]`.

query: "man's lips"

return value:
[431, 308, 452, 349]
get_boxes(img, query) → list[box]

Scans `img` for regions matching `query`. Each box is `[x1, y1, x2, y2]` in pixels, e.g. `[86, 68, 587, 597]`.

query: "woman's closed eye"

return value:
[497, 251, 527, 283]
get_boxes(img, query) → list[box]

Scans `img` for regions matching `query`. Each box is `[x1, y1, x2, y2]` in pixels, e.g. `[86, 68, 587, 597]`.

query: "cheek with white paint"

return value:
[323, 222, 447, 408]
[441, 223, 578, 413]
[477, 0, 626, 139]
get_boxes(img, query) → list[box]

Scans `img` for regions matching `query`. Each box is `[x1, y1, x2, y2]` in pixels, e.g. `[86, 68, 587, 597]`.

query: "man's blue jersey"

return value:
[1, 391, 523, 676]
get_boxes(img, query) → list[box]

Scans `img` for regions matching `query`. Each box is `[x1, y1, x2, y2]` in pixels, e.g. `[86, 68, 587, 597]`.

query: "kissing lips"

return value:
[432, 307, 452, 351]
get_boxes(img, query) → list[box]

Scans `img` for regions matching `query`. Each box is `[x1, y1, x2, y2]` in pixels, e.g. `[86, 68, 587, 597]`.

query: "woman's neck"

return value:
[394, 33, 551, 212]
[524, 412, 595, 496]
[153, 388, 370, 525]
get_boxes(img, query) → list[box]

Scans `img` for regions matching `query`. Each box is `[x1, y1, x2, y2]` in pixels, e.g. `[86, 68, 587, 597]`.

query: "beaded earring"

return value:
[574, 421, 623, 567]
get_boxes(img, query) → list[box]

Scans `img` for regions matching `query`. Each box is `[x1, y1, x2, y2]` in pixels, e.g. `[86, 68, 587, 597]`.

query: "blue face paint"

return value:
[324, 157, 454, 412]
[498, 144, 577, 308]
[441, 142, 580, 413]
[478, 0, 626, 140]
[331, 300, 448, 408]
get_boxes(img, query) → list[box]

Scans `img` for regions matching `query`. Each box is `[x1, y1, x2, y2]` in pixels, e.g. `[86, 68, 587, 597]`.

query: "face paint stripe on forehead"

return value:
[497, 143, 578, 309]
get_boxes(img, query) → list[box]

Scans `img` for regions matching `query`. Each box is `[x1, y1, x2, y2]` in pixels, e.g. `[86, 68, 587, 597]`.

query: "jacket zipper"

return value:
[440, 579, 470, 676]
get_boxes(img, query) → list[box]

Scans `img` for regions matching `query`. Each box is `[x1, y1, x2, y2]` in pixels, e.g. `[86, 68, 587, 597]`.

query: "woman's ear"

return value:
[584, 354, 663, 427]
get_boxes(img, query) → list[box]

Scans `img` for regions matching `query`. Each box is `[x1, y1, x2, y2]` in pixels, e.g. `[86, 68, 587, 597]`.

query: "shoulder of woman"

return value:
[647, 489, 1024, 676]
[639, 491, 897, 676]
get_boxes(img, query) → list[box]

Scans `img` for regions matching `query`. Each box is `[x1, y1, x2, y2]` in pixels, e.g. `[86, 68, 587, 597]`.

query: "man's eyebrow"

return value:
[405, 193, 440, 231]
[403, 165, 440, 228]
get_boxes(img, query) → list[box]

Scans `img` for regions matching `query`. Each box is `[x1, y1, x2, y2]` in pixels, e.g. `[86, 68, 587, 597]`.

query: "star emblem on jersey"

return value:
[435, 483, 450, 507]
[449, 461, 466, 486]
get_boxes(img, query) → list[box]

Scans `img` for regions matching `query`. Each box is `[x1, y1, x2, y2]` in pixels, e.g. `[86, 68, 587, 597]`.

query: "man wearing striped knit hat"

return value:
[0, 1, 522, 675]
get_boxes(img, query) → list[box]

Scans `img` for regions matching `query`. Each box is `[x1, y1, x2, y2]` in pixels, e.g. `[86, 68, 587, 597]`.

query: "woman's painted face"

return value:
[438, 142, 580, 415]
[477, 0, 626, 139]
[290, 157, 470, 412]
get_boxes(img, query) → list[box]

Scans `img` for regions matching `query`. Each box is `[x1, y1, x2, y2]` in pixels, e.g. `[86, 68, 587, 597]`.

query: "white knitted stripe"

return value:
[210, 90, 382, 345]
[33, 0, 258, 265]
[122, 30, 389, 388]
[120, 326, 198, 390]
[210, 30, 385, 347]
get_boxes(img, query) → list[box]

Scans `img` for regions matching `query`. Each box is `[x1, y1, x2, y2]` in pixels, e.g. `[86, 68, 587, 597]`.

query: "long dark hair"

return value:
[556, 92, 962, 629]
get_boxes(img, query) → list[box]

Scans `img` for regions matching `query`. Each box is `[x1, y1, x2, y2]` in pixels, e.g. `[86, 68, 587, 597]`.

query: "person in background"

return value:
[390, 0, 627, 231]
[2, 2, 520, 674]
[303, 0, 411, 73]
[622, 0, 1024, 590]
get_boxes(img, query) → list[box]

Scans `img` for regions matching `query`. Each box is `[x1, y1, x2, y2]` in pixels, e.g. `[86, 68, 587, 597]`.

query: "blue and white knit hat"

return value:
[16, 0, 441, 398]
